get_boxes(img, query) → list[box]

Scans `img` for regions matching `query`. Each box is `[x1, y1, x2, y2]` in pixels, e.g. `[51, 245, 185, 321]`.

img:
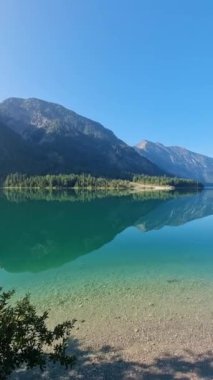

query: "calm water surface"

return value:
[0, 190, 213, 327]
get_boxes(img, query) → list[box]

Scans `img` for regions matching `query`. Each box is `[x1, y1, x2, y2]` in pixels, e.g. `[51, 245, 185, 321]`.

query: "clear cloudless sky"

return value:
[0, 0, 213, 156]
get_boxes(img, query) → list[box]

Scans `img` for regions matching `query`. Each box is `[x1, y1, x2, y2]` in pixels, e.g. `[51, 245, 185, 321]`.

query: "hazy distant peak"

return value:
[135, 139, 213, 184]
[136, 140, 167, 150]
[136, 139, 150, 149]
[136, 139, 210, 157]
[136, 140, 159, 152]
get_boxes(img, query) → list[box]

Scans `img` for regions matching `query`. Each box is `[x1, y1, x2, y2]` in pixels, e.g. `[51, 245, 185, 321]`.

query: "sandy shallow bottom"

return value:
[10, 276, 213, 379]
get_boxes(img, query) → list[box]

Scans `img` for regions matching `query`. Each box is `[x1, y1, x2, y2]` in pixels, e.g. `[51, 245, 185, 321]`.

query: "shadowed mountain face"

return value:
[0, 98, 163, 178]
[0, 121, 47, 177]
[135, 140, 213, 184]
[0, 190, 212, 273]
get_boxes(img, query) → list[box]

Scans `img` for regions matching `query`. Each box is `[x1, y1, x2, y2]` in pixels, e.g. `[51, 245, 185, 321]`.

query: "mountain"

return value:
[0, 98, 163, 178]
[0, 120, 47, 178]
[135, 140, 213, 184]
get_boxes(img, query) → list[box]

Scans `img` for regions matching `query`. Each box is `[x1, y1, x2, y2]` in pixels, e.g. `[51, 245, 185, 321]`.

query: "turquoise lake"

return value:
[1, 189, 213, 379]
[1, 189, 213, 285]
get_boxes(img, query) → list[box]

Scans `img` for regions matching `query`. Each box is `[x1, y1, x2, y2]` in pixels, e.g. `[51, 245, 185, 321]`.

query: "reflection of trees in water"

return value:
[2, 188, 177, 203]
[0, 190, 212, 273]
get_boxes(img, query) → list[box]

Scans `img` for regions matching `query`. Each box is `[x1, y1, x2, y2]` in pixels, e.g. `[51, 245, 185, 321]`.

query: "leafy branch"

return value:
[0, 288, 75, 379]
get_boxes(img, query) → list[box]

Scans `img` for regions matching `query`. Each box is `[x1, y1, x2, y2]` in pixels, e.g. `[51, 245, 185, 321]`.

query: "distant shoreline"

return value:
[1, 173, 203, 192]
[1, 182, 174, 192]
[130, 182, 174, 191]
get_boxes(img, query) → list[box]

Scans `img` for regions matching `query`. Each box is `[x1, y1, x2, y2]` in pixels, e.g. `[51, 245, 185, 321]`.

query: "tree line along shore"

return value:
[1, 173, 203, 190]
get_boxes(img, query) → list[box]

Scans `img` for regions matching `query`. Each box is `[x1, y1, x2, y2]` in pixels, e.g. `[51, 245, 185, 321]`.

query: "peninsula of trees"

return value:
[2, 173, 203, 190]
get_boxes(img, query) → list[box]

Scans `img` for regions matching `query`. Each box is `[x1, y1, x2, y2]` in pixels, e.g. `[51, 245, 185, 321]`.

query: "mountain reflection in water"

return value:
[0, 190, 212, 273]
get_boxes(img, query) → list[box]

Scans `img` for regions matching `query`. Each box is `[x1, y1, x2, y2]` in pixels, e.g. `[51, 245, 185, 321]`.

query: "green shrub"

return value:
[0, 288, 75, 379]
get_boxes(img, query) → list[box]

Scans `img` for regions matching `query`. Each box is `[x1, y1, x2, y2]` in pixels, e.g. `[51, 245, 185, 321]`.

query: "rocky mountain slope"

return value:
[0, 98, 163, 178]
[135, 140, 213, 184]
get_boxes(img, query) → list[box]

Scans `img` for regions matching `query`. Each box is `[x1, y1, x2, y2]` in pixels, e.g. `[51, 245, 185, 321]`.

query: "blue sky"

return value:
[0, 0, 213, 156]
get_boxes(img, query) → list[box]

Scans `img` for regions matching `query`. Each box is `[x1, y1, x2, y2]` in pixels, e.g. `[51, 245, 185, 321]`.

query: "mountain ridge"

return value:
[0, 97, 164, 179]
[135, 139, 213, 184]
[1, 97, 212, 183]
[137, 139, 212, 157]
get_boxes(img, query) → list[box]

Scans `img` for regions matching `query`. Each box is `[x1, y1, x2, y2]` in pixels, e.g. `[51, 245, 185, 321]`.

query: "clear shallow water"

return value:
[0, 190, 213, 324]
[2, 190, 213, 379]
